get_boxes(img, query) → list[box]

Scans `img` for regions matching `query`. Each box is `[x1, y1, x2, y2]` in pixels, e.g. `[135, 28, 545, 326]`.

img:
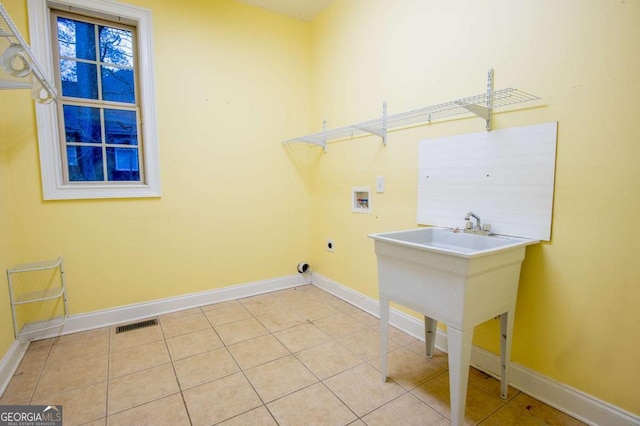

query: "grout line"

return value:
[103, 317, 192, 421]
[204, 302, 273, 418]
[504, 396, 565, 426]
[318, 380, 361, 422]
[225, 291, 344, 423]
[163, 311, 195, 426]
[27, 338, 55, 404]
[476, 400, 510, 425]
[359, 390, 410, 421]
[105, 326, 112, 421]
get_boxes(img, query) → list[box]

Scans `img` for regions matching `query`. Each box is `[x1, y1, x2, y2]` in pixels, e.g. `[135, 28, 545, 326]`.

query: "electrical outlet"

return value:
[376, 176, 385, 193]
[326, 239, 335, 252]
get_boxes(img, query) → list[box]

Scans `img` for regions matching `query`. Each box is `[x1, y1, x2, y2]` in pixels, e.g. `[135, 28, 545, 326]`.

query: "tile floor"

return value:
[0, 285, 586, 426]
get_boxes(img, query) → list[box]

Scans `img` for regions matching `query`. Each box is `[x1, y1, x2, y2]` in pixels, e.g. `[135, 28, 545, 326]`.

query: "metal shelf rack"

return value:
[0, 2, 57, 103]
[7, 256, 68, 339]
[283, 70, 539, 152]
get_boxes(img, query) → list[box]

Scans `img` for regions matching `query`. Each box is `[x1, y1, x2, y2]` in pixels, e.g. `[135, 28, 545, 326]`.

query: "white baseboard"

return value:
[470, 345, 640, 426]
[0, 273, 310, 396]
[27, 273, 310, 341]
[311, 272, 640, 426]
[0, 339, 29, 398]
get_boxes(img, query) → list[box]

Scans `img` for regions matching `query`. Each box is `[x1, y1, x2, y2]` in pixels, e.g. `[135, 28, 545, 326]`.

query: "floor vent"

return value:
[115, 318, 158, 334]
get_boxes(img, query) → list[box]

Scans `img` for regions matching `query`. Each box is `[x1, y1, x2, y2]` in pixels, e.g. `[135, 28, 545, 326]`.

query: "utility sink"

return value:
[370, 227, 535, 257]
[369, 227, 538, 426]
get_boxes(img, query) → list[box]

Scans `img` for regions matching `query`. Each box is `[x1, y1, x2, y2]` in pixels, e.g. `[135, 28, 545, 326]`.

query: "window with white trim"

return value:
[27, 0, 160, 200]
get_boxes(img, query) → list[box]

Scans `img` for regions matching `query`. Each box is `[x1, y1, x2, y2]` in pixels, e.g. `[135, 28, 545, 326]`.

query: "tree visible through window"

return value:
[53, 12, 142, 183]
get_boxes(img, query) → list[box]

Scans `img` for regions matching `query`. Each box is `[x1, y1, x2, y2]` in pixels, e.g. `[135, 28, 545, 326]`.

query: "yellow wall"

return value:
[0, 92, 20, 358]
[0, 0, 313, 316]
[1, 0, 39, 355]
[308, 0, 639, 414]
[0, 155, 14, 358]
[1, 0, 639, 416]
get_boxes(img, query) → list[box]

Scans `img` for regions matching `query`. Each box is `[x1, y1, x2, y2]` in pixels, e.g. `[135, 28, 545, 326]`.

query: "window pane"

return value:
[101, 66, 135, 103]
[67, 146, 104, 181]
[105, 109, 137, 145]
[107, 147, 140, 181]
[99, 26, 134, 67]
[57, 17, 96, 60]
[63, 105, 102, 143]
[60, 60, 98, 99]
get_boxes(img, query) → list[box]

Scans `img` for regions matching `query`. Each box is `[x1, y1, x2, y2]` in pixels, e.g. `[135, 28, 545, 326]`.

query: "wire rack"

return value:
[0, 2, 57, 102]
[283, 86, 539, 152]
[7, 256, 68, 338]
[9, 256, 63, 273]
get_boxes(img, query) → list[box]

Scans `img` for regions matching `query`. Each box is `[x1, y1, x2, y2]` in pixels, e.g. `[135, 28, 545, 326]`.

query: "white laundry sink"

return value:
[369, 226, 538, 426]
[369, 226, 538, 329]
[369, 227, 534, 257]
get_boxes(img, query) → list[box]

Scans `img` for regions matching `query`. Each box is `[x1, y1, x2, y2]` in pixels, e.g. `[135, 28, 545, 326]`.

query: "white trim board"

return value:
[26, 273, 311, 341]
[0, 340, 29, 399]
[311, 272, 640, 426]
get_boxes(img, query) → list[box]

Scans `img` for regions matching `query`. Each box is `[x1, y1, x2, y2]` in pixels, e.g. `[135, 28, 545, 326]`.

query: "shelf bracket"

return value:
[351, 101, 388, 146]
[455, 68, 494, 130]
[321, 119, 327, 153]
[456, 103, 490, 120]
[382, 101, 387, 146]
[485, 68, 494, 131]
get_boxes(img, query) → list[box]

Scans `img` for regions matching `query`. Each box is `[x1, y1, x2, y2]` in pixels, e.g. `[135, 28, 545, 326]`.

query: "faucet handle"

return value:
[465, 221, 473, 230]
[483, 224, 492, 232]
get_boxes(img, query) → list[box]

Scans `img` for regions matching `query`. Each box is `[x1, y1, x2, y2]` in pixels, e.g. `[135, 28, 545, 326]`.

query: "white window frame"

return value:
[27, 0, 161, 200]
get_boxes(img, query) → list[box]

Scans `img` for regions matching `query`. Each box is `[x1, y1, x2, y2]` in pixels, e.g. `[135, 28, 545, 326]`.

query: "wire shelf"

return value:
[18, 315, 67, 336]
[7, 256, 68, 339]
[14, 287, 65, 304]
[0, 2, 57, 102]
[9, 257, 63, 272]
[283, 87, 540, 151]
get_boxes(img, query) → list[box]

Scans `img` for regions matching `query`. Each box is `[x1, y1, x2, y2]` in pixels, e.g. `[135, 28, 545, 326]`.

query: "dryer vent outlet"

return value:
[297, 262, 310, 273]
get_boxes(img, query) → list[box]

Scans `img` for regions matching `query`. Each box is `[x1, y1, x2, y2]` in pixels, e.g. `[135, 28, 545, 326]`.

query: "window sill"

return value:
[42, 184, 161, 200]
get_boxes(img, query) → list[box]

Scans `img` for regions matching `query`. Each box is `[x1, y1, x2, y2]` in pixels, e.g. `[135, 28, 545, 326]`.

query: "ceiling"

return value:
[236, 0, 334, 21]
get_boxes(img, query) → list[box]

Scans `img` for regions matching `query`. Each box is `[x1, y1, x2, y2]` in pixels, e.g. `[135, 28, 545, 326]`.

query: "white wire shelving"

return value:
[283, 70, 540, 152]
[7, 256, 68, 339]
[0, 2, 57, 103]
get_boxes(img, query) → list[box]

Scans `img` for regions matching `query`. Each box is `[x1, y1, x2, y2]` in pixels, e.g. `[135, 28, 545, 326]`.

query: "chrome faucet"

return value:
[464, 212, 492, 235]
[464, 212, 481, 230]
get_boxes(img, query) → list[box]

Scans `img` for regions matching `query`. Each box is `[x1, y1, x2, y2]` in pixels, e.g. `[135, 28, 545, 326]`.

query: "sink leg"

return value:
[379, 297, 390, 382]
[424, 316, 437, 358]
[499, 312, 514, 399]
[447, 327, 473, 426]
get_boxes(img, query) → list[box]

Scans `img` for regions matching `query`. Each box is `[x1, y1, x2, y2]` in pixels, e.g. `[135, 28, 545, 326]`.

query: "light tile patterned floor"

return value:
[0, 285, 586, 425]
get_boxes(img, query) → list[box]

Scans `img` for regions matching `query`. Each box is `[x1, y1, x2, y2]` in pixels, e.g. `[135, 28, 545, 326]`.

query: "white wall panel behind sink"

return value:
[417, 122, 558, 241]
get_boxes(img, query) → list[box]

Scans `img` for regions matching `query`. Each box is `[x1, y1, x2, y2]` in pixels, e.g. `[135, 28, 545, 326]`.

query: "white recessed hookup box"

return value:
[352, 187, 371, 214]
